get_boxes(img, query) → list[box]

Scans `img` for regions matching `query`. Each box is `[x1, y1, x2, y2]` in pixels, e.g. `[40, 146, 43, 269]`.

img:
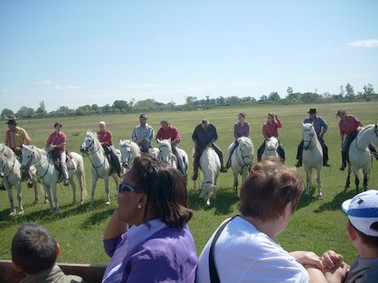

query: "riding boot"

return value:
[257, 154, 262, 162]
[192, 161, 199, 181]
[340, 151, 347, 171]
[295, 141, 303, 167]
[219, 155, 227, 173]
[225, 156, 232, 169]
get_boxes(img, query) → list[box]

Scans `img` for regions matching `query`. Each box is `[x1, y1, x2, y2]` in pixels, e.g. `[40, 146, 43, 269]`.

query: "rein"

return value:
[236, 142, 251, 168]
[84, 137, 107, 177]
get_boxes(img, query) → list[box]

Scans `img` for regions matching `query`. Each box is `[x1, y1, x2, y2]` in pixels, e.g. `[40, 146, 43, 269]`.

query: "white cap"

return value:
[342, 190, 378, 236]
[99, 121, 106, 126]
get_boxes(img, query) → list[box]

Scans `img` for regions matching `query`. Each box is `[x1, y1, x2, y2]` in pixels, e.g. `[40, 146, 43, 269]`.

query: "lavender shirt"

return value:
[234, 122, 250, 139]
[102, 219, 198, 283]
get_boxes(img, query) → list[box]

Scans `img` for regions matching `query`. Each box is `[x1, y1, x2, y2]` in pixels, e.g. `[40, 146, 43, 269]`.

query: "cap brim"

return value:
[341, 199, 352, 214]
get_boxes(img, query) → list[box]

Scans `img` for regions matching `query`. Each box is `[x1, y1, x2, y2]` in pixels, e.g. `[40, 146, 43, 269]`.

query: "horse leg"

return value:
[5, 183, 17, 217]
[363, 170, 368, 192]
[104, 176, 111, 206]
[69, 176, 76, 203]
[305, 169, 310, 195]
[344, 167, 351, 191]
[89, 175, 98, 208]
[233, 173, 238, 196]
[354, 174, 360, 194]
[44, 186, 54, 214]
[51, 184, 60, 214]
[77, 171, 87, 204]
[33, 180, 39, 204]
[317, 167, 322, 197]
[16, 182, 24, 215]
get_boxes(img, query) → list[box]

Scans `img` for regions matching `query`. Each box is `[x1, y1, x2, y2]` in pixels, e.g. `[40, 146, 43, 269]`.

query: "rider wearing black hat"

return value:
[295, 108, 330, 167]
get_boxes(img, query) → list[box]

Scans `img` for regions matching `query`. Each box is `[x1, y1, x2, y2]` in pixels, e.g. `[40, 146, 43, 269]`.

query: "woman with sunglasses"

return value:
[102, 155, 198, 283]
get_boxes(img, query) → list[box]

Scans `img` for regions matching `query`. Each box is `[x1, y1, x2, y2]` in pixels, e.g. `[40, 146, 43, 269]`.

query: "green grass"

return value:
[1, 101, 377, 265]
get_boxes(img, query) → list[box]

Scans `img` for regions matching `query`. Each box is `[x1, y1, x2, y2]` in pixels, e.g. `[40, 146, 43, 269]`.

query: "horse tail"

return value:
[78, 156, 88, 200]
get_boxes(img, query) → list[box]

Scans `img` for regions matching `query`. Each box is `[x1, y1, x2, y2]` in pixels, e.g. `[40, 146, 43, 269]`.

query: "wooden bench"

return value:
[0, 260, 106, 283]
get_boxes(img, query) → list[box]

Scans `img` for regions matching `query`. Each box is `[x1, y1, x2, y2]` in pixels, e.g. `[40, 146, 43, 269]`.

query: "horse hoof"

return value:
[206, 199, 211, 206]
[19, 210, 24, 215]
[317, 193, 323, 198]
[106, 201, 110, 206]
[9, 212, 16, 217]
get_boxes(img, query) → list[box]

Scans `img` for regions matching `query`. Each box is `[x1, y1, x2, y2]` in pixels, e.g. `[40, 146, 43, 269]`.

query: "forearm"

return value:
[103, 208, 128, 240]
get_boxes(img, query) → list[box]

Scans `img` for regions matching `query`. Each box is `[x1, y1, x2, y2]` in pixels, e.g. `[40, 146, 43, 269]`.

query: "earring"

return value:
[137, 204, 142, 209]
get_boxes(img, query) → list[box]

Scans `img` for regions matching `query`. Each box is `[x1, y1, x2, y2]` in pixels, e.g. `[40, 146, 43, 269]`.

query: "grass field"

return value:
[0, 101, 377, 266]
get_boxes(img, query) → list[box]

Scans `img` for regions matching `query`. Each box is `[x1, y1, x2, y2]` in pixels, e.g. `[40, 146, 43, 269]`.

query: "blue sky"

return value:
[1, 0, 377, 112]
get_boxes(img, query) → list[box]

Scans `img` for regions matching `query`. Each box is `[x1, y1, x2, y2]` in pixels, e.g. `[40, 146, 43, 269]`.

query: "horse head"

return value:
[21, 145, 36, 170]
[238, 137, 253, 165]
[80, 131, 97, 155]
[157, 139, 173, 164]
[120, 139, 140, 169]
[302, 123, 315, 150]
[265, 137, 279, 157]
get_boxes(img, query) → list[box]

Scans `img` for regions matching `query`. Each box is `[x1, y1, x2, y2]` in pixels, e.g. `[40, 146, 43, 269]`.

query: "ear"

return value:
[346, 222, 358, 241]
[138, 194, 147, 207]
[56, 243, 61, 258]
[11, 260, 23, 273]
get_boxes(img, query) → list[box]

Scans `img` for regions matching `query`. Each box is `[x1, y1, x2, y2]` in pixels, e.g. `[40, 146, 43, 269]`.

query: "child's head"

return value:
[342, 190, 378, 249]
[11, 223, 59, 274]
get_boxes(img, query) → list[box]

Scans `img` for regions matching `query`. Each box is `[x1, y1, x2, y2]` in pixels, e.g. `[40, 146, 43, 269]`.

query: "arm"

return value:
[103, 208, 128, 240]
[145, 127, 154, 143]
[155, 128, 162, 142]
[262, 124, 269, 140]
[234, 123, 238, 140]
[245, 123, 250, 138]
[275, 115, 282, 128]
[22, 129, 32, 145]
[171, 127, 181, 145]
[212, 125, 218, 142]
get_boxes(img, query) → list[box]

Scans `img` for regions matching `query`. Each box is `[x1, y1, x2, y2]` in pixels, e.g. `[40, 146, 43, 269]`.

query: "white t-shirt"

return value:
[196, 216, 309, 283]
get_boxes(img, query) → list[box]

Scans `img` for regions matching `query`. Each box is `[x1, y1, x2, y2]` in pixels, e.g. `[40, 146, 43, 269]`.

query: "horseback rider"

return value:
[191, 118, 227, 181]
[46, 122, 69, 186]
[225, 112, 250, 168]
[295, 108, 330, 167]
[131, 114, 155, 154]
[156, 120, 186, 177]
[97, 121, 121, 177]
[4, 118, 33, 188]
[257, 112, 285, 162]
[337, 110, 378, 171]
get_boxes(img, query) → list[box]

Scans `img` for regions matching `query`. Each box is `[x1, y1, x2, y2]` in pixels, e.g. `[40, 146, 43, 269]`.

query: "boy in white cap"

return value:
[319, 190, 378, 282]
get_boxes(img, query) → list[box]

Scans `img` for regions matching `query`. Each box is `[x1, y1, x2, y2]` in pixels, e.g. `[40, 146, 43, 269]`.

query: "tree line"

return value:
[1, 83, 376, 120]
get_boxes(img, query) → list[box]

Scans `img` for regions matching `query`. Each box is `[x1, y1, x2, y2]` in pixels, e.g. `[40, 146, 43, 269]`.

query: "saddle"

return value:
[50, 150, 75, 173]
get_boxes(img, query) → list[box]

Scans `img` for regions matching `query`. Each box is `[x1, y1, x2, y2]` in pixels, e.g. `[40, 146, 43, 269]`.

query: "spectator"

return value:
[102, 155, 198, 283]
[197, 158, 331, 283]
[11, 223, 85, 283]
[131, 114, 154, 154]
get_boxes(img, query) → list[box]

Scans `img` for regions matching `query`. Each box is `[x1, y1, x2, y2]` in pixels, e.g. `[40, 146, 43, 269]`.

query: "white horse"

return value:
[80, 131, 120, 207]
[0, 144, 45, 216]
[264, 137, 279, 159]
[21, 145, 87, 214]
[192, 146, 221, 206]
[229, 137, 254, 194]
[119, 139, 141, 170]
[157, 139, 189, 178]
[302, 123, 323, 197]
[345, 124, 378, 193]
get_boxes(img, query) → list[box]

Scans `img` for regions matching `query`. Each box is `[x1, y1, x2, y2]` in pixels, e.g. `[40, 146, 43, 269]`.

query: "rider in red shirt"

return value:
[97, 121, 121, 176]
[46, 122, 69, 186]
[156, 120, 186, 177]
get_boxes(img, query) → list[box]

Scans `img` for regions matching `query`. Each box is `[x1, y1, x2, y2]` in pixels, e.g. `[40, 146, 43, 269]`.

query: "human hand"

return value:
[290, 251, 322, 270]
[48, 144, 56, 151]
[207, 142, 213, 147]
[324, 263, 349, 283]
[321, 250, 344, 271]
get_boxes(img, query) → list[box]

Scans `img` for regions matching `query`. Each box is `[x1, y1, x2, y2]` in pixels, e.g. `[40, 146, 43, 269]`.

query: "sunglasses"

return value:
[118, 183, 144, 193]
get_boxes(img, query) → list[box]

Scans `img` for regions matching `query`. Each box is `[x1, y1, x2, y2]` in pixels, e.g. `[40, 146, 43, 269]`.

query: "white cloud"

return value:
[346, 39, 378, 48]
[1, 89, 9, 92]
[32, 80, 53, 85]
[55, 84, 80, 90]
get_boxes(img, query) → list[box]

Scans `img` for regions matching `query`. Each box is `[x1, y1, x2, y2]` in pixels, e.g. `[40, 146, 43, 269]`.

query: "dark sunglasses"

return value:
[118, 183, 144, 193]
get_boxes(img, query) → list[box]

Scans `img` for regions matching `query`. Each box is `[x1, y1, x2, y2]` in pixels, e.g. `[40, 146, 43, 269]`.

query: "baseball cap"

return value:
[99, 121, 106, 126]
[341, 190, 378, 236]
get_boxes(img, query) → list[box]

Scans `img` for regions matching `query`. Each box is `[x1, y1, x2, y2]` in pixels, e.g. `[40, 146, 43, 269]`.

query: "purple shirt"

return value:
[234, 122, 250, 139]
[102, 219, 198, 283]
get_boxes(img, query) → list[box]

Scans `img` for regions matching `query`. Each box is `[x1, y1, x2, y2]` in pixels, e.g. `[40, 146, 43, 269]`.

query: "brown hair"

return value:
[128, 155, 193, 229]
[350, 220, 378, 249]
[239, 158, 304, 221]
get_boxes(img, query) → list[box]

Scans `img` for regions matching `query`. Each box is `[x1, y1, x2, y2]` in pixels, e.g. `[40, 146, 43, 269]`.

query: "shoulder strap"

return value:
[209, 216, 238, 283]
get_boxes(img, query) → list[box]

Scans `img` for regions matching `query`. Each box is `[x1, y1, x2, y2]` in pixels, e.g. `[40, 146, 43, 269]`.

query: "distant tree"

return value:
[345, 83, 355, 101]
[285, 92, 301, 102]
[16, 106, 35, 118]
[185, 96, 197, 106]
[112, 100, 130, 112]
[91, 104, 101, 114]
[226, 96, 240, 105]
[1, 108, 14, 119]
[287, 87, 293, 96]
[363, 83, 375, 101]
[76, 105, 92, 115]
[101, 104, 112, 113]
[259, 95, 268, 102]
[268, 92, 280, 101]
[133, 99, 158, 112]
[301, 92, 320, 103]
[339, 85, 345, 97]
[35, 101, 47, 117]
[216, 96, 226, 105]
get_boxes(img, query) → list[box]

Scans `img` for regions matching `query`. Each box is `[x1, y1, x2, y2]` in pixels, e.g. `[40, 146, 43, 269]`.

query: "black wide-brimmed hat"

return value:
[139, 114, 148, 119]
[308, 108, 317, 114]
[6, 119, 17, 125]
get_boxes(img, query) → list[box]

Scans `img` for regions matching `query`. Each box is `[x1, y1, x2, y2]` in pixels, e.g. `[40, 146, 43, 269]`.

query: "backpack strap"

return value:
[209, 215, 239, 283]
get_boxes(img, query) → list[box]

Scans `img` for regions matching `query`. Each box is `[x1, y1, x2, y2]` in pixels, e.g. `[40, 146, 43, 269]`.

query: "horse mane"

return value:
[120, 139, 140, 155]
[0, 144, 14, 158]
[157, 139, 172, 150]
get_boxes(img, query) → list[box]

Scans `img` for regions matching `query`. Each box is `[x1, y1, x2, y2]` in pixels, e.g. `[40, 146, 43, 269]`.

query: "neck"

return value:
[241, 215, 279, 239]
[355, 241, 378, 259]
